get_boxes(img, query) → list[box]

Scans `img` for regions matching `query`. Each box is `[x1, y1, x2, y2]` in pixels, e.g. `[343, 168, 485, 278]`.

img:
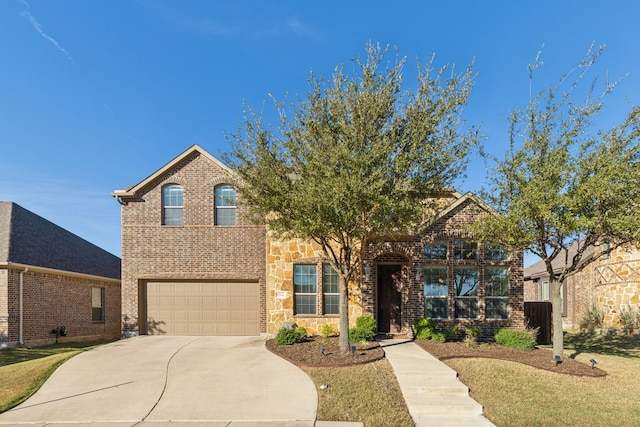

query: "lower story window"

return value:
[294, 265, 317, 315]
[486, 266, 509, 319]
[322, 264, 340, 315]
[423, 266, 448, 319]
[92, 287, 105, 321]
[454, 266, 478, 319]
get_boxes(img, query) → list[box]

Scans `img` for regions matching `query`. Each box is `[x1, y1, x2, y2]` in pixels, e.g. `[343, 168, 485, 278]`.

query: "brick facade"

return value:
[117, 146, 524, 340]
[116, 148, 266, 335]
[0, 266, 120, 347]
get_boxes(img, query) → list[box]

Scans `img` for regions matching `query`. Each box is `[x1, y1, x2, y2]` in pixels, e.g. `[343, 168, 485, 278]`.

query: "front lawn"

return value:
[445, 332, 640, 426]
[0, 340, 113, 413]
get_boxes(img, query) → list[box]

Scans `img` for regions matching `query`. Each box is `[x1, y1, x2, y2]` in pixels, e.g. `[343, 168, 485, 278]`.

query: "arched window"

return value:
[162, 184, 183, 226]
[215, 184, 236, 226]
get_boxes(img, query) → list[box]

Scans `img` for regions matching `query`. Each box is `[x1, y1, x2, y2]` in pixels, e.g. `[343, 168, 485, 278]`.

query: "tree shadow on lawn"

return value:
[564, 332, 640, 359]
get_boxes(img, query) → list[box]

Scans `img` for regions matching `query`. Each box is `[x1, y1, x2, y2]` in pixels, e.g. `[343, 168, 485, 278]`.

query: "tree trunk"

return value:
[339, 274, 350, 352]
[551, 280, 564, 357]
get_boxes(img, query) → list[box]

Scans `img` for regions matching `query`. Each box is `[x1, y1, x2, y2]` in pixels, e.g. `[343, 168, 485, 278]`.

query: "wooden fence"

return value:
[524, 301, 552, 345]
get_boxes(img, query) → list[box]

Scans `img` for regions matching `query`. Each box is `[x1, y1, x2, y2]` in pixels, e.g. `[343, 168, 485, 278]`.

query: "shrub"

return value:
[431, 332, 446, 343]
[445, 325, 460, 340]
[274, 326, 307, 346]
[580, 300, 605, 331]
[619, 305, 640, 330]
[349, 315, 377, 343]
[414, 318, 436, 340]
[494, 328, 537, 351]
[356, 315, 377, 335]
[321, 323, 337, 338]
[465, 327, 482, 347]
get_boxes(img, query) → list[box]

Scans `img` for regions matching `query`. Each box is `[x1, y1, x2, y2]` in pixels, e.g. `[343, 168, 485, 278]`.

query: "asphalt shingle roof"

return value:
[0, 202, 120, 280]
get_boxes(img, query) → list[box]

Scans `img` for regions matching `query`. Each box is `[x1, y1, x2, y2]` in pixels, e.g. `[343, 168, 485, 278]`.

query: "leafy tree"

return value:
[472, 43, 640, 356]
[224, 42, 479, 351]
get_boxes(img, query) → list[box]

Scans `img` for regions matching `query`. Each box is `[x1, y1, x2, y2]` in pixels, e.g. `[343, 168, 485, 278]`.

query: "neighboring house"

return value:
[0, 202, 121, 347]
[113, 145, 525, 338]
[524, 241, 640, 330]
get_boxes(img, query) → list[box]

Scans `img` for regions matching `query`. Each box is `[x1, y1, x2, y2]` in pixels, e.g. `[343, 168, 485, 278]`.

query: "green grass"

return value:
[0, 340, 113, 413]
[445, 332, 640, 427]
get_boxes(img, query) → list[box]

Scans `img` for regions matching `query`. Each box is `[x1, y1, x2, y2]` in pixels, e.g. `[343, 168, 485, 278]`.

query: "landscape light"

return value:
[590, 359, 597, 369]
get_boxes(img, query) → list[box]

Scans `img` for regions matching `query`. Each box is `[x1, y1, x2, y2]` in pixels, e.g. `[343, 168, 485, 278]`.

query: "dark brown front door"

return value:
[377, 265, 402, 333]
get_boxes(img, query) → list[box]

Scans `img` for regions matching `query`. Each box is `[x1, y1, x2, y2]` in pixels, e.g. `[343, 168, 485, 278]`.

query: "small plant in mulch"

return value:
[465, 327, 482, 348]
[494, 328, 538, 352]
[274, 326, 308, 346]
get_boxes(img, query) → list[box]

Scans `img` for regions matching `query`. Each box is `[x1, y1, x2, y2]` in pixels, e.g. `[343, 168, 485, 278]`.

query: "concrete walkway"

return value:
[379, 339, 496, 427]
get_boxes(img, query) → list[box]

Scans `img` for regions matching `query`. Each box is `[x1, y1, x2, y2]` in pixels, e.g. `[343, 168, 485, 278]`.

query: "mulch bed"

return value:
[266, 336, 384, 367]
[415, 339, 606, 377]
[267, 335, 606, 377]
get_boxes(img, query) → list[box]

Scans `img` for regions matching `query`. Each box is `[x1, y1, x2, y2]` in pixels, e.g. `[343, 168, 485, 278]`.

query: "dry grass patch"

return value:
[302, 359, 413, 427]
[0, 352, 78, 412]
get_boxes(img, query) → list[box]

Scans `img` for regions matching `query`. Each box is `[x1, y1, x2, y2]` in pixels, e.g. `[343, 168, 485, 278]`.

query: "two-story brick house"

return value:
[113, 145, 524, 338]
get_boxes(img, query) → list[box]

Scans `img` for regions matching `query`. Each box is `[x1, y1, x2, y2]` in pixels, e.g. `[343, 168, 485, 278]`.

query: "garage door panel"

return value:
[147, 281, 259, 336]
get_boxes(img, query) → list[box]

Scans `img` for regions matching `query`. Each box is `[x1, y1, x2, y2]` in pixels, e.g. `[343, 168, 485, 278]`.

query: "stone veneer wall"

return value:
[570, 244, 640, 330]
[266, 195, 526, 339]
[266, 237, 363, 335]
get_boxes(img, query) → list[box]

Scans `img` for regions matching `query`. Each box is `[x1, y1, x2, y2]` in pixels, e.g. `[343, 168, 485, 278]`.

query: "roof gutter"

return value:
[0, 262, 120, 284]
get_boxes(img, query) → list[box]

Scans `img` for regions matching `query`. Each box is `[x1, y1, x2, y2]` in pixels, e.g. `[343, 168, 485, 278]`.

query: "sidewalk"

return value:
[379, 339, 496, 427]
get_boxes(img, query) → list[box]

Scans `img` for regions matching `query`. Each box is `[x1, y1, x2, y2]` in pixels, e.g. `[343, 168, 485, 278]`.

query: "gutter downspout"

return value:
[19, 267, 27, 346]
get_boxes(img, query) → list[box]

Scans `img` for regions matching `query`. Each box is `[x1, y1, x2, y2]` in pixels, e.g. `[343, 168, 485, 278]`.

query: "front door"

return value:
[377, 265, 402, 334]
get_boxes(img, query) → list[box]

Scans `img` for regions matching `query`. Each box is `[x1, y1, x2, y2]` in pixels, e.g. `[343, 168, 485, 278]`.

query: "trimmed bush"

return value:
[274, 326, 307, 346]
[348, 315, 377, 343]
[431, 332, 446, 343]
[494, 328, 537, 351]
[414, 318, 436, 340]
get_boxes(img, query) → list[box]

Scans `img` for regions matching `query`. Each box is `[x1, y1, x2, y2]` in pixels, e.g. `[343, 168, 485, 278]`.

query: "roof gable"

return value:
[0, 202, 121, 279]
[111, 144, 230, 200]
[433, 191, 496, 222]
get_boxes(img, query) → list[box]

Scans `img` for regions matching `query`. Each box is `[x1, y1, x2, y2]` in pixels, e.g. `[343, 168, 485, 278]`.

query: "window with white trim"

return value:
[162, 184, 183, 226]
[214, 184, 236, 225]
[294, 265, 317, 315]
[293, 263, 340, 315]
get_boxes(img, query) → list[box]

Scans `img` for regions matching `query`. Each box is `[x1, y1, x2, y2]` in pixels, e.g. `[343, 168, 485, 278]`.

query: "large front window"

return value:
[162, 184, 183, 225]
[423, 266, 448, 319]
[454, 266, 479, 319]
[215, 185, 236, 225]
[293, 263, 340, 315]
[485, 266, 509, 319]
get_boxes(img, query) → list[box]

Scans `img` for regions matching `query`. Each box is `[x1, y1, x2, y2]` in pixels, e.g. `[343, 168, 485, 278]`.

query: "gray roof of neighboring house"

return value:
[524, 240, 594, 280]
[0, 202, 121, 280]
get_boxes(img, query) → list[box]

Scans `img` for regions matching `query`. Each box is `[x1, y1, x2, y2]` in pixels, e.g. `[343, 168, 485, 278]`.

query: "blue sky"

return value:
[1, 1, 639, 265]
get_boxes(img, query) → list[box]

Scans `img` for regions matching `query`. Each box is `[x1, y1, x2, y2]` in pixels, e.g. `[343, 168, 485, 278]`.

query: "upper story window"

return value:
[485, 243, 509, 261]
[215, 185, 236, 226]
[162, 184, 183, 226]
[424, 241, 448, 260]
[454, 240, 478, 260]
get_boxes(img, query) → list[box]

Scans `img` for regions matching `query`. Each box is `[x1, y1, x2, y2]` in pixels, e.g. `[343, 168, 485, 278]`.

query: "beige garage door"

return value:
[146, 281, 259, 336]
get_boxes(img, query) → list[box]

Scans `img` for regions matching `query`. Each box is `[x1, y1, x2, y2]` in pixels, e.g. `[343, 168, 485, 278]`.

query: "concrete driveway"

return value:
[0, 336, 318, 426]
